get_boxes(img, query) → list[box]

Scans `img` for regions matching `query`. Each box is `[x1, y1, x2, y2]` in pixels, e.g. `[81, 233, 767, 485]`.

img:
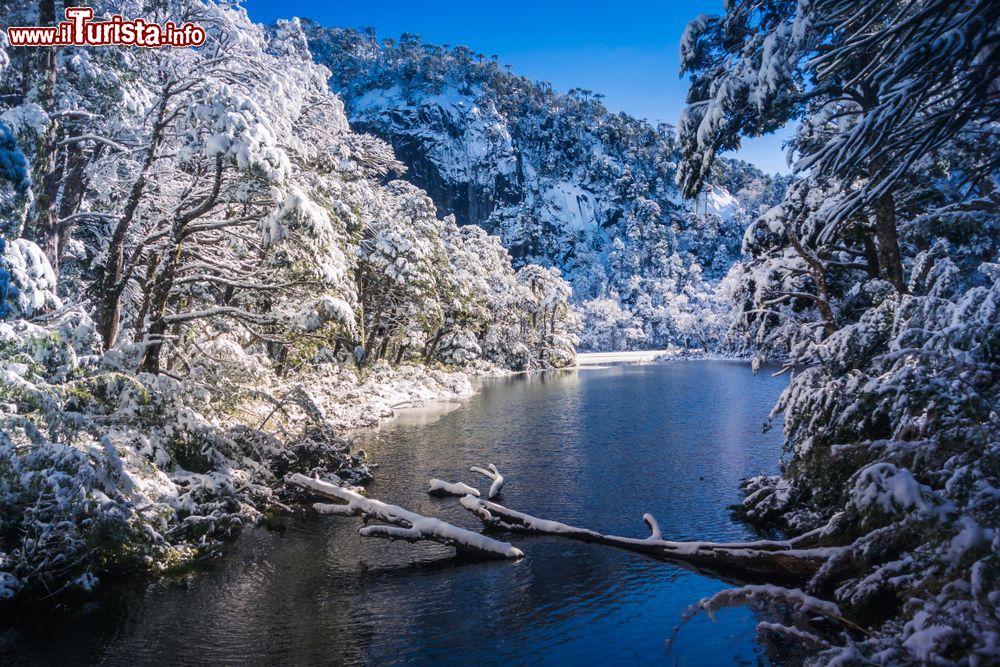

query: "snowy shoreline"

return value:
[576, 349, 749, 367]
[576, 349, 671, 365]
[0, 351, 479, 603]
[319, 364, 476, 431]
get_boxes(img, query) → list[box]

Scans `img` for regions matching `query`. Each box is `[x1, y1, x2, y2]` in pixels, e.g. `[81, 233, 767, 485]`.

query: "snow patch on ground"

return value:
[576, 349, 673, 366]
[306, 362, 475, 430]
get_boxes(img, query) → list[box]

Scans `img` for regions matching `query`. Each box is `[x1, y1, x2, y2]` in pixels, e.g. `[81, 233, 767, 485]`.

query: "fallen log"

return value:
[288, 473, 522, 560]
[459, 496, 851, 584]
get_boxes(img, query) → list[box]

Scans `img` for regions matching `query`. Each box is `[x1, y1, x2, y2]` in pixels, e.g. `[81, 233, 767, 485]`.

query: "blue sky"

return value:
[243, 0, 793, 174]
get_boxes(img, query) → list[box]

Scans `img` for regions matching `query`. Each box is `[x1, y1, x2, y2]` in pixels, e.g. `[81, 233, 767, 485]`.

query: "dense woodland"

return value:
[677, 0, 1000, 662]
[0, 0, 576, 602]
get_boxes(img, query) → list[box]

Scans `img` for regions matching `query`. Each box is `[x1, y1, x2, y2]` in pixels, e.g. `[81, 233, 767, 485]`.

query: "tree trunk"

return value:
[26, 0, 60, 272]
[96, 88, 171, 350]
[787, 231, 837, 337]
[423, 328, 443, 364]
[862, 234, 880, 279]
[55, 139, 91, 260]
[288, 474, 523, 560]
[139, 239, 182, 374]
[361, 295, 385, 365]
[874, 193, 906, 293]
[139, 156, 224, 373]
[132, 254, 157, 343]
[461, 496, 855, 586]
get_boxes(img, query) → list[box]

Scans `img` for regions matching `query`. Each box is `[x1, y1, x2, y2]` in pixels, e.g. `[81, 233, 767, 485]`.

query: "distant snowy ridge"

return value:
[301, 25, 791, 351]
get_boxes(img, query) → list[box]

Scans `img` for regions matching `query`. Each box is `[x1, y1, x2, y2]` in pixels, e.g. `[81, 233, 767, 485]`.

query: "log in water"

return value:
[3, 361, 788, 666]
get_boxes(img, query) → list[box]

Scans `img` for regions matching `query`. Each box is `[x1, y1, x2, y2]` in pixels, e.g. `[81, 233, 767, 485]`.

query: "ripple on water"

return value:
[4, 362, 787, 667]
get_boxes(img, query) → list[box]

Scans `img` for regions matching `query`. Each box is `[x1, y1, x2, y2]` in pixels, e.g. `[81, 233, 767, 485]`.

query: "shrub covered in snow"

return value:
[0, 307, 378, 599]
[2, 239, 61, 317]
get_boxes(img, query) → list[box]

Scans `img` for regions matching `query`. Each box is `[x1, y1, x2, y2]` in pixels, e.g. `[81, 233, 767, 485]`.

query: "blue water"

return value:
[3, 361, 788, 666]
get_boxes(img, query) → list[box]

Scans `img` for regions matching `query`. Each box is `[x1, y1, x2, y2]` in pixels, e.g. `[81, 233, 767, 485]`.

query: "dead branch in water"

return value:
[291, 463, 856, 587]
[287, 473, 522, 559]
[427, 479, 480, 497]
[459, 495, 853, 584]
[469, 464, 504, 499]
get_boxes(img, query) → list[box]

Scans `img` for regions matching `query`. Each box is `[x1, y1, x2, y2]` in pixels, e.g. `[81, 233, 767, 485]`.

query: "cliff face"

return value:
[303, 24, 791, 348]
[350, 86, 523, 239]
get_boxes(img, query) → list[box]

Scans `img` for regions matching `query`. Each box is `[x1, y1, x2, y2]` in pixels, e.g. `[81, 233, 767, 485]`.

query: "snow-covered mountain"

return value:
[302, 24, 790, 349]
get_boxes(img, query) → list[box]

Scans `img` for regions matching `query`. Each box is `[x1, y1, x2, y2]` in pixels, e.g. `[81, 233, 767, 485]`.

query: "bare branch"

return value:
[469, 464, 505, 499]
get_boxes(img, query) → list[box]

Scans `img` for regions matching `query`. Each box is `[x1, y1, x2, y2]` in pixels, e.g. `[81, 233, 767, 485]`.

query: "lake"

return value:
[3, 361, 789, 666]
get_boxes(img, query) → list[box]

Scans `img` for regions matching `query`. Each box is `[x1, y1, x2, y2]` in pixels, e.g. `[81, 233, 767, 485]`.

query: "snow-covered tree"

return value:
[0, 1, 578, 603]
[679, 0, 1000, 661]
[513, 264, 580, 368]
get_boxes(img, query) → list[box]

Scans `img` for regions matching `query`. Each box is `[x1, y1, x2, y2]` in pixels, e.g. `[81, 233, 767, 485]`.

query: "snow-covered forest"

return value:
[1, 0, 998, 665]
[0, 0, 578, 601]
[302, 23, 792, 351]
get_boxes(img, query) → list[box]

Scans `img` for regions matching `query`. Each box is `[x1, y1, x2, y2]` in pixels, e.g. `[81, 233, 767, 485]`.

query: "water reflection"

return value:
[3, 361, 787, 666]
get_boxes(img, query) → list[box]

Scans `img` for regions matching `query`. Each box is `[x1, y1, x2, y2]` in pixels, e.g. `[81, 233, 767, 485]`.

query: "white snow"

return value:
[853, 463, 936, 515]
[469, 463, 504, 499]
[542, 182, 598, 232]
[1, 238, 62, 316]
[704, 185, 740, 221]
[427, 479, 480, 497]
[576, 350, 672, 366]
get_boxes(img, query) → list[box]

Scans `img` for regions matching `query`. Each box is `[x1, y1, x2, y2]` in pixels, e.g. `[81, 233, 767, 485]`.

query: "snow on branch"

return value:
[288, 473, 522, 559]
[427, 479, 480, 497]
[460, 496, 848, 583]
[643, 513, 662, 540]
[469, 463, 504, 499]
[162, 306, 280, 326]
[697, 584, 873, 640]
[57, 212, 119, 227]
[57, 134, 133, 152]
